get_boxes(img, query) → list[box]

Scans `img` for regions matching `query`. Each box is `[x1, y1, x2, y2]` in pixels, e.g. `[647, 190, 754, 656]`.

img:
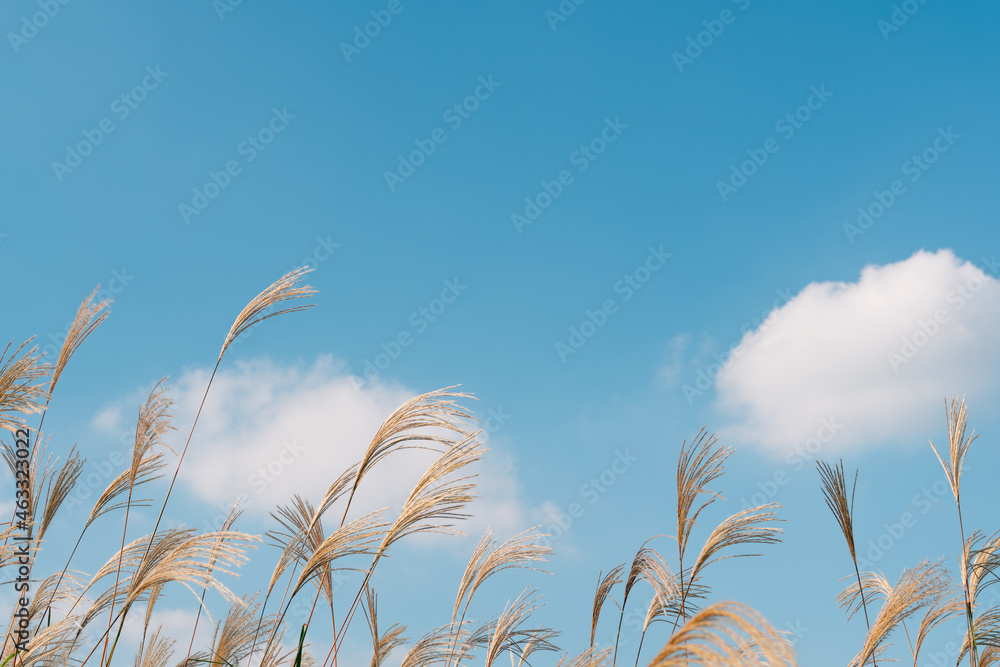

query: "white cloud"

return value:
[124, 606, 209, 656]
[711, 249, 1000, 454]
[156, 355, 530, 538]
[91, 404, 123, 433]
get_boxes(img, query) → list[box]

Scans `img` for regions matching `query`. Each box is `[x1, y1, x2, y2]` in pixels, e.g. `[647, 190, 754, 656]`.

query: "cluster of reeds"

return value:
[817, 398, 1000, 666]
[0, 269, 798, 666]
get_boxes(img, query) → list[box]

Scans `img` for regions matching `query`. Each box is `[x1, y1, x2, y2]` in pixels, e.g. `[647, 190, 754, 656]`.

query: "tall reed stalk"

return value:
[929, 397, 979, 667]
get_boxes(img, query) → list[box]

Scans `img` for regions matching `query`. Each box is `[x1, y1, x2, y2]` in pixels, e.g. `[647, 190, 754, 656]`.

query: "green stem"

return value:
[103, 611, 127, 667]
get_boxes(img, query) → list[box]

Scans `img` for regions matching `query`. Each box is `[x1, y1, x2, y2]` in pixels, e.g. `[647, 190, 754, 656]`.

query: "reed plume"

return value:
[910, 589, 962, 666]
[0, 340, 49, 435]
[647, 601, 794, 666]
[672, 429, 782, 641]
[326, 438, 484, 664]
[361, 586, 407, 667]
[481, 589, 558, 666]
[591, 565, 625, 648]
[49, 286, 111, 396]
[555, 647, 612, 667]
[135, 628, 175, 667]
[817, 459, 876, 660]
[448, 526, 551, 665]
[400, 623, 476, 667]
[143, 268, 316, 576]
[674, 429, 730, 623]
[930, 397, 979, 666]
[839, 559, 950, 666]
[217, 267, 317, 363]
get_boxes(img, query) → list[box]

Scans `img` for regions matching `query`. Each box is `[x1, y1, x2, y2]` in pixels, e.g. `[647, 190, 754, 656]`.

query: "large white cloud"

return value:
[94, 355, 531, 538]
[712, 249, 1000, 453]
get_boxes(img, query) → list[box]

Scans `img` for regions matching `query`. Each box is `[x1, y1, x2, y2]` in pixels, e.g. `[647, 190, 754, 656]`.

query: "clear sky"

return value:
[2, 0, 1000, 664]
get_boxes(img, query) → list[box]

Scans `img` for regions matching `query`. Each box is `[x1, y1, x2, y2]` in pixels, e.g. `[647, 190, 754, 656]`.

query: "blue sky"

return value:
[3, 0, 1000, 664]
